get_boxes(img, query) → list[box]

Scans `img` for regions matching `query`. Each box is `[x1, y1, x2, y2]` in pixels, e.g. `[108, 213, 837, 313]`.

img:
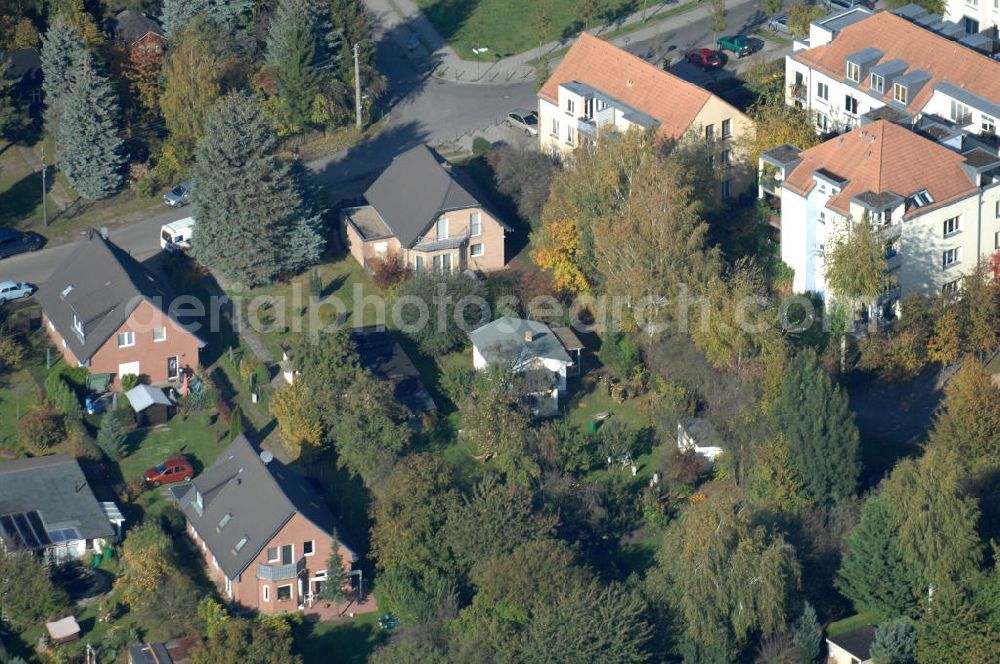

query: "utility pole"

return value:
[353, 43, 362, 129]
[40, 144, 48, 227]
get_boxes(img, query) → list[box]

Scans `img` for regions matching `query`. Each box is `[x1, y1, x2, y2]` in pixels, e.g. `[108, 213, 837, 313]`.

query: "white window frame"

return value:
[276, 584, 293, 602]
[943, 279, 960, 294]
[983, 115, 996, 135]
[996, 200, 1000, 218]
[950, 100, 970, 123]
[470, 243, 484, 257]
[995, 230, 1000, 248]
[817, 81, 829, 101]
[942, 248, 960, 268]
[303, 540, 315, 557]
[721, 118, 732, 138]
[816, 113, 829, 132]
[153, 326, 166, 342]
[117, 331, 135, 348]
[870, 74, 884, 94]
[565, 124, 573, 146]
[550, 117, 559, 137]
[470, 212, 481, 236]
[968, 0, 979, 7]
[893, 83, 907, 104]
[942, 216, 960, 238]
[267, 546, 279, 563]
[846, 62, 860, 82]
[566, 98, 575, 115]
[263, 585, 270, 602]
[436, 218, 448, 240]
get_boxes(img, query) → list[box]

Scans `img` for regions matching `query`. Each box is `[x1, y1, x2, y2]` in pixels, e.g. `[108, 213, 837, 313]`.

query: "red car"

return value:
[144, 456, 194, 486]
[685, 48, 723, 71]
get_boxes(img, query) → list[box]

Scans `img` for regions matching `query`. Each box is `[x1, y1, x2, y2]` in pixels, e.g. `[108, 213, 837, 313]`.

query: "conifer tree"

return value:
[191, 91, 324, 285]
[160, 0, 251, 37]
[773, 349, 861, 505]
[96, 410, 129, 461]
[39, 15, 84, 134]
[266, 0, 322, 128]
[56, 53, 126, 200]
[0, 57, 28, 138]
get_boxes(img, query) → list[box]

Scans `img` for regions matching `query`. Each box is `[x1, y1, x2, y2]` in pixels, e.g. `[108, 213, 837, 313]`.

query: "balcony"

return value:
[789, 83, 807, 102]
[575, 117, 598, 137]
[258, 557, 306, 581]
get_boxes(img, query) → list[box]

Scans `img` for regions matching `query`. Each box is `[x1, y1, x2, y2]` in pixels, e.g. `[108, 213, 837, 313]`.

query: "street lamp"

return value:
[472, 47, 489, 80]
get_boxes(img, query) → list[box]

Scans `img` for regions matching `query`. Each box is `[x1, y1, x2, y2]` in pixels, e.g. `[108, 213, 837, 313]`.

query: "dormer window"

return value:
[871, 74, 884, 94]
[846, 62, 860, 83]
[893, 83, 907, 105]
[909, 189, 934, 208]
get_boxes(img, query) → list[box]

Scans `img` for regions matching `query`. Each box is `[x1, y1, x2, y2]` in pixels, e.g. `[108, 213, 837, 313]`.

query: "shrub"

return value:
[178, 384, 218, 415]
[229, 405, 245, 441]
[134, 173, 157, 198]
[369, 252, 412, 291]
[440, 364, 475, 407]
[17, 407, 66, 453]
[309, 269, 323, 299]
[487, 144, 559, 223]
[599, 332, 641, 378]
[45, 374, 82, 422]
[121, 374, 139, 391]
[472, 137, 492, 157]
[239, 354, 261, 388]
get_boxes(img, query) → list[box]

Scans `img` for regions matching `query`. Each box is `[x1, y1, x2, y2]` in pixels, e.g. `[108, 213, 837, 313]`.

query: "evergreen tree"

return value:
[266, 0, 322, 129]
[229, 405, 244, 441]
[836, 493, 916, 617]
[792, 602, 821, 664]
[160, 0, 251, 37]
[774, 349, 861, 505]
[39, 15, 84, 134]
[871, 618, 916, 664]
[191, 91, 324, 285]
[56, 53, 126, 199]
[96, 410, 129, 461]
[318, 543, 349, 603]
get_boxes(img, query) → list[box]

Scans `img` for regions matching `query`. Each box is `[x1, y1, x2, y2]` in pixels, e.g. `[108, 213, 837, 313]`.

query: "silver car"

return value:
[506, 109, 539, 136]
[163, 181, 192, 207]
[0, 280, 35, 303]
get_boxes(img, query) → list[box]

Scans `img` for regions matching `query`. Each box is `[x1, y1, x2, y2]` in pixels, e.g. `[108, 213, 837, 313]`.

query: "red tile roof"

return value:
[539, 33, 732, 140]
[783, 120, 977, 217]
[792, 12, 1000, 114]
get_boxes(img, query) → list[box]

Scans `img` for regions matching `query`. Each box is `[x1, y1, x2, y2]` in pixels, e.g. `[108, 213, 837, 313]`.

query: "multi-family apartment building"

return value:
[945, 0, 1000, 35]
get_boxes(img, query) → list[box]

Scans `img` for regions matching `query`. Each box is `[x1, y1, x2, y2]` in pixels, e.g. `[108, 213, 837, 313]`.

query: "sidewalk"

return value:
[366, 0, 761, 84]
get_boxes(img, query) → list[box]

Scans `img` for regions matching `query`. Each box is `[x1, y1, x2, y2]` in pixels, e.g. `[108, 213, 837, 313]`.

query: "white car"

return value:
[0, 280, 35, 303]
[506, 109, 539, 136]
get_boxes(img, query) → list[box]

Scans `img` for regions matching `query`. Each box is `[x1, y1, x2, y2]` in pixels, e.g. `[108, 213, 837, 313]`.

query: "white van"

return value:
[159, 217, 196, 252]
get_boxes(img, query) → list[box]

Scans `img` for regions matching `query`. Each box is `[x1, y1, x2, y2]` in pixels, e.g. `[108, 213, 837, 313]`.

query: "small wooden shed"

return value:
[125, 384, 173, 427]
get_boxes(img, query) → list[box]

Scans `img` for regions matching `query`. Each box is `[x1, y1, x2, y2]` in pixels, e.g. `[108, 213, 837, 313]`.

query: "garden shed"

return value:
[125, 384, 173, 427]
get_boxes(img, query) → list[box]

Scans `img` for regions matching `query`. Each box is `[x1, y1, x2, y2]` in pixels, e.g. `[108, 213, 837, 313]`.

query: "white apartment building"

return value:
[785, 8, 1000, 138]
[945, 0, 1000, 35]
[760, 120, 1000, 314]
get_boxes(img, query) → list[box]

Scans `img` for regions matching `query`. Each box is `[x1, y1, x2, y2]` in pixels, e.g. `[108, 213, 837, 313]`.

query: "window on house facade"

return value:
[433, 254, 452, 273]
[942, 248, 960, 268]
[846, 62, 860, 82]
[470, 243, 484, 257]
[817, 82, 829, 100]
[950, 100, 971, 123]
[721, 119, 732, 138]
[721, 179, 732, 200]
[942, 216, 961, 237]
[996, 200, 1000, 217]
[565, 124, 574, 145]
[566, 98, 575, 115]
[995, 230, 1000, 248]
[893, 83, 907, 104]
[267, 547, 279, 563]
[470, 212, 481, 236]
[870, 74, 884, 94]
[153, 326, 166, 342]
[303, 540, 314, 556]
[551, 117, 559, 137]
[819, 210, 826, 223]
[117, 331, 134, 348]
[720, 149, 730, 166]
[845, 95, 859, 115]
[705, 124, 715, 141]
[983, 115, 996, 134]
[816, 113, 829, 132]
[277, 585, 292, 601]
[436, 218, 448, 240]
[943, 279, 960, 294]
[263, 586, 270, 602]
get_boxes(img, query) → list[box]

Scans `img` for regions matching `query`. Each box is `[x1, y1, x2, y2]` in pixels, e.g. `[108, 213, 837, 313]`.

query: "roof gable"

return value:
[793, 12, 1000, 114]
[783, 120, 977, 217]
[363, 145, 482, 247]
[539, 33, 721, 140]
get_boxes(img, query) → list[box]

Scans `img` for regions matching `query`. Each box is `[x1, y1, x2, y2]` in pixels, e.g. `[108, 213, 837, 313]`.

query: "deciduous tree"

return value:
[927, 359, 1000, 473]
[189, 615, 301, 664]
[741, 96, 819, 166]
[118, 521, 175, 610]
[191, 91, 324, 285]
[824, 214, 887, 320]
[159, 27, 222, 166]
[122, 46, 164, 116]
[394, 271, 489, 356]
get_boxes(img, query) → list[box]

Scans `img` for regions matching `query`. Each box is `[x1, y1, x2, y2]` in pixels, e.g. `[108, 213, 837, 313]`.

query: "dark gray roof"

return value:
[351, 325, 436, 417]
[861, 106, 910, 125]
[892, 3, 929, 20]
[2, 48, 41, 83]
[963, 148, 1000, 169]
[35, 232, 192, 362]
[363, 145, 483, 248]
[846, 47, 883, 66]
[854, 190, 903, 208]
[0, 455, 114, 548]
[470, 317, 572, 367]
[113, 10, 165, 45]
[828, 625, 876, 659]
[761, 143, 803, 167]
[172, 435, 353, 579]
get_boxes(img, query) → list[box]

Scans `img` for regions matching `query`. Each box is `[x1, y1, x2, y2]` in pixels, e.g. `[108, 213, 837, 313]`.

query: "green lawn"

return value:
[293, 613, 388, 663]
[417, 0, 641, 58]
[827, 610, 881, 637]
[0, 140, 163, 245]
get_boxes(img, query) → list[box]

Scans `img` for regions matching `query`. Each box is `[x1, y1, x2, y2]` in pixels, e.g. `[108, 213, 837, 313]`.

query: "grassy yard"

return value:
[293, 613, 388, 663]
[827, 610, 881, 637]
[417, 0, 642, 58]
[0, 140, 162, 245]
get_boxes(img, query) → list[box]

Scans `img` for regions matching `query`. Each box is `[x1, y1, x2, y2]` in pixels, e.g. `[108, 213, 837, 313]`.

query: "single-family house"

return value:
[112, 10, 167, 55]
[171, 435, 359, 614]
[352, 325, 437, 421]
[760, 119, 1000, 315]
[36, 231, 204, 387]
[826, 625, 876, 664]
[341, 144, 511, 274]
[0, 455, 124, 565]
[786, 8, 1000, 137]
[0, 47, 42, 116]
[677, 417, 725, 461]
[469, 317, 576, 413]
[537, 33, 756, 199]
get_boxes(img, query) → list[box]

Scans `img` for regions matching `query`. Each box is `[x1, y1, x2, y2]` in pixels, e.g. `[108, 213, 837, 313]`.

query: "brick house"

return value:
[537, 33, 756, 199]
[341, 144, 511, 274]
[111, 10, 167, 56]
[171, 435, 359, 614]
[36, 232, 203, 386]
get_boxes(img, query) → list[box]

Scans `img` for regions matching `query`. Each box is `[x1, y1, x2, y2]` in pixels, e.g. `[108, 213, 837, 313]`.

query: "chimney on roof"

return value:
[524, 330, 535, 343]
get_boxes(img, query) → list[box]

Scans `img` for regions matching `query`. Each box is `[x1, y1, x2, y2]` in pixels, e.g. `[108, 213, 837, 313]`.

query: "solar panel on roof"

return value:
[0, 514, 22, 548]
[12, 512, 39, 548]
[26, 511, 51, 546]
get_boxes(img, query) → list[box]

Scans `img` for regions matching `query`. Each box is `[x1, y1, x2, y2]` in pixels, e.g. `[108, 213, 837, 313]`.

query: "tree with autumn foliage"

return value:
[122, 46, 164, 117]
[927, 359, 1000, 474]
[927, 292, 963, 365]
[530, 217, 588, 292]
[741, 96, 819, 167]
[159, 26, 222, 168]
[118, 521, 176, 610]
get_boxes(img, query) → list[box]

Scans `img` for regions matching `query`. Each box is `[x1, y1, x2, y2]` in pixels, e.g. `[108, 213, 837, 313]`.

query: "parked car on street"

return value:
[506, 109, 539, 135]
[684, 48, 723, 71]
[768, 15, 790, 34]
[160, 217, 196, 253]
[716, 34, 755, 58]
[162, 181, 192, 207]
[0, 280, 35, 302]
[0, 228, 44, 259]
[144, 455, 194, 486]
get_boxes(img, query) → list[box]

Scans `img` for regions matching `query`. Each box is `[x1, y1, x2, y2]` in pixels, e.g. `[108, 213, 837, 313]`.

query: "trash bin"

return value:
[92, 553, 102, 567]
[588, 420, 599, 434]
